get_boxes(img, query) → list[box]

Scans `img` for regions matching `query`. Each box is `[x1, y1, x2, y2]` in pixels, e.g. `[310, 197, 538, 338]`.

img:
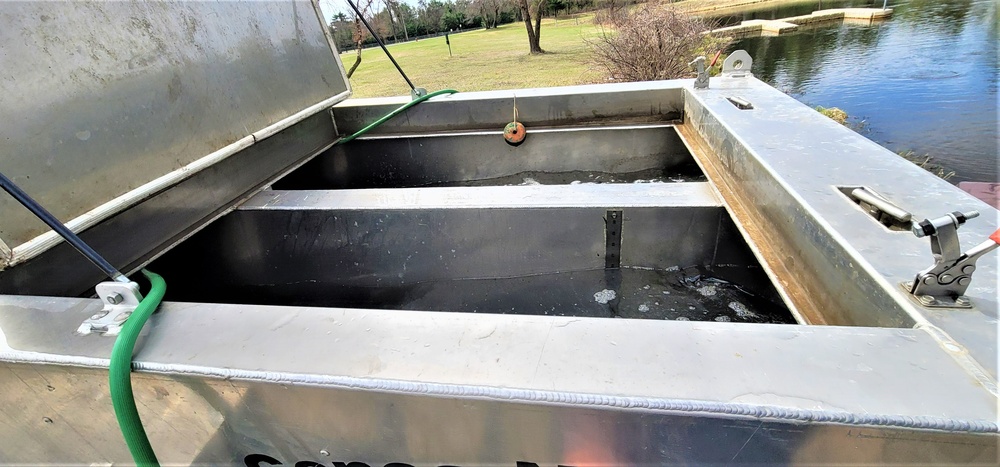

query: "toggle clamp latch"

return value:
[903, 210, 1000, 308]
[690, 56, 709, 89]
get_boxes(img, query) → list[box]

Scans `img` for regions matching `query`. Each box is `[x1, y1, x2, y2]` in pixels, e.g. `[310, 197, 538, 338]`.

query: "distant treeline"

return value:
[329, 0, 630, 51]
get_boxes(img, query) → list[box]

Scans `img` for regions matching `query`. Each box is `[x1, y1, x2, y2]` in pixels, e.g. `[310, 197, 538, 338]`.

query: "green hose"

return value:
[337, 89, 459, 144]
[103, 90, 452, 464]
[110, 269, 166, 467]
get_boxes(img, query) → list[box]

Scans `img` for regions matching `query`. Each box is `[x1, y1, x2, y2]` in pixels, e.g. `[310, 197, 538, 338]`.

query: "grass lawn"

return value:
[341, 15, 605, 98]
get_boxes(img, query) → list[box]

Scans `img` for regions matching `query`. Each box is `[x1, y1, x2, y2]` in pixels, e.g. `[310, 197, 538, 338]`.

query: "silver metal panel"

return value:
[683, 77, 998, 380]
[245, 183, 721, 209]
[0, 1, 349, 259]
[331, 81, 686, 135]
[149, 186, 746, 312]
[0, 112, 337, 297]
[277, 124, 696, 189]
[0, 297, 996, 464]
[0, 71, 995, 464]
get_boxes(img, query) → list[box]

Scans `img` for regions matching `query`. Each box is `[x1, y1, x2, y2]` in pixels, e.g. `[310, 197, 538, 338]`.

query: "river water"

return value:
[713, 0, 997, 184]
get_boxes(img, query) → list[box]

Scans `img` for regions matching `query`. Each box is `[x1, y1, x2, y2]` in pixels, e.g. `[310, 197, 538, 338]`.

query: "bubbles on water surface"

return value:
[593, 289, 617, 304]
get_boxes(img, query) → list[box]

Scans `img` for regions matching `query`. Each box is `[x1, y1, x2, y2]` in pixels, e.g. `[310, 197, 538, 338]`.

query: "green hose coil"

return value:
[337, 89, 459, 144]
[109, 269, 165, 467]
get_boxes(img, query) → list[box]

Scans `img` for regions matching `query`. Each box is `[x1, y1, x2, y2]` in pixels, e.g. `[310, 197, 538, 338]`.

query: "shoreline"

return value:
[677, 0, 839, 15]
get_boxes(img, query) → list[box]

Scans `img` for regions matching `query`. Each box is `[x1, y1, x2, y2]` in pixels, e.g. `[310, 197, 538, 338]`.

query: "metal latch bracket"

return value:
[903, 211, 999, 308]
[840, 186, 912, 231]
[77, 281, 143, 336]
[689, 56, 709, 89]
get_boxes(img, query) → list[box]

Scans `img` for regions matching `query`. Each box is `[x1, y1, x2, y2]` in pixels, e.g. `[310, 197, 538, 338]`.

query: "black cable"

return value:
[0, 171, 127, 282]
[345, 0, 416, 92]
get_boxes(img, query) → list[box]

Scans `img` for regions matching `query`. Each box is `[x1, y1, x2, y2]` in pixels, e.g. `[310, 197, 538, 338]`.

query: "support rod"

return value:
[345, 0, 417, 91]
[0, 171, 128, 282]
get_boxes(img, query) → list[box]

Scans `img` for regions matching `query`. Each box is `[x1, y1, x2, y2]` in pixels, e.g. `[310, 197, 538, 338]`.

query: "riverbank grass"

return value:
[343, 16, 603, 98]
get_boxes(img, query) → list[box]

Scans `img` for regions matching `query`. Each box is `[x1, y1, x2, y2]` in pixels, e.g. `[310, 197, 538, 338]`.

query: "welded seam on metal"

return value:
[6, 90, 351, 268]
[0, 352, 995, 433]
[917, 323, 999, 397]
[90, 361, 1000, 434]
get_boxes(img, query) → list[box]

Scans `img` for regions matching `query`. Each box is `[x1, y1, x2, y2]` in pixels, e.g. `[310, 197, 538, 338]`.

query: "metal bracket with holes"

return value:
[605, 210, 622, 269]
[903, 211, 1000, 308]
[722, 50, 753, 78]
[77, 281, 143, 336]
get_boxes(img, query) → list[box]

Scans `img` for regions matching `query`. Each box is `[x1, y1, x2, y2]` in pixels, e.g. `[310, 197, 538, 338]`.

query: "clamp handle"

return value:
[912, 211, 979, 238]
[690, 56, 709, 89]
[907, 212, 997, 308]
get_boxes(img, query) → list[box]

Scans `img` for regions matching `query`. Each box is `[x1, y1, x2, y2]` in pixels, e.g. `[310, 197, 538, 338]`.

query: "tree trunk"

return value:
[347, 16, 365, 79]
[394, 2, 408, 40]
[519, 0, 543, 53]
[346, 51, 362, 78]
[384, 0, 398, 42]
[533, 0, 542, 44]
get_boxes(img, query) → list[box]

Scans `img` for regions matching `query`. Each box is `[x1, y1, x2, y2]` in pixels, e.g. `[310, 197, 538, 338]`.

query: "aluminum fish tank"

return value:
[0, 1, 996, 465]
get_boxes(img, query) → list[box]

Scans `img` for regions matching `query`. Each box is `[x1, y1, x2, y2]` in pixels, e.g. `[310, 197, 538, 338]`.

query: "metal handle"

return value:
[912, 211, 978, 238]
[849, 188, 911, 223]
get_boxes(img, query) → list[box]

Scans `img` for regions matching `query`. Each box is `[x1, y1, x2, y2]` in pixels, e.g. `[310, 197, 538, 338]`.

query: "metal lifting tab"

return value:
[904, 210, 1000, 308]
[722, 50, 753, 78]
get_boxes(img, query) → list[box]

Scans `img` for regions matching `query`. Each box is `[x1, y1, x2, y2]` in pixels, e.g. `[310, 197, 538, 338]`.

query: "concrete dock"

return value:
[708, 8, 893, 37]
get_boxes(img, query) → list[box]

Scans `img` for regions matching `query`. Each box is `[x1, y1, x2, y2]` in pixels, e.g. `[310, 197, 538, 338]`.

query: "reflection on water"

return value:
[219, 267, 796, 324]
[717, 0, 997, 183]
[713, 0, 878, 26]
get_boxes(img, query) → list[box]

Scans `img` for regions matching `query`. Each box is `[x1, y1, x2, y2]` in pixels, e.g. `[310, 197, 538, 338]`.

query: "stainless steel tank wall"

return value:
[0, 0, 349, 268]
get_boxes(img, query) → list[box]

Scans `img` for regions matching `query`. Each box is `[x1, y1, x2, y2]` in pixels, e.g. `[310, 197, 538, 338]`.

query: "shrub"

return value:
[816, 106, 848, 125]
[589, 1, 732, 82]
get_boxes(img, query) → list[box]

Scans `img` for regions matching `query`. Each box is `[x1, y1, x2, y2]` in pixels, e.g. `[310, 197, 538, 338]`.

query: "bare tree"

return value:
[590, 1, 731, 82]
[519, 0, 545, 53]
[382, 0, 399, 41]
[346, 0, 376, 78]
[474, 0, 509, 29]
[390, 0, 409, 41]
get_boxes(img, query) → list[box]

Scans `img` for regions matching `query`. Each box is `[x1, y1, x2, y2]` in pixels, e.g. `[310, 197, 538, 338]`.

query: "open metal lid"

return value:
[0, 0, 350, 271]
